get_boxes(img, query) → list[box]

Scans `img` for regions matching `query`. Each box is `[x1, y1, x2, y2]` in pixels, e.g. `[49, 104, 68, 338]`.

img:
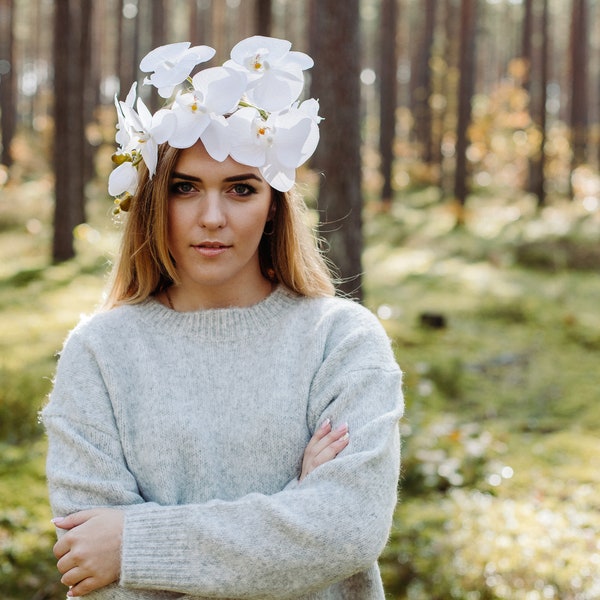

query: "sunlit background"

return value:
[1, 1, 600, 599]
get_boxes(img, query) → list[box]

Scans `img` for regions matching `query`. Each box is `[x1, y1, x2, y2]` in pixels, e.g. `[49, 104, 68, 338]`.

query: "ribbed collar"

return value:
[132, 285, 300, 341]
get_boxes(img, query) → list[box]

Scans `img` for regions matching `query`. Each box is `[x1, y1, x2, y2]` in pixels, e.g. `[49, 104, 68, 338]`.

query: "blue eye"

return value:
[171, 181, 195, 194]
[231, 183, 257, 196]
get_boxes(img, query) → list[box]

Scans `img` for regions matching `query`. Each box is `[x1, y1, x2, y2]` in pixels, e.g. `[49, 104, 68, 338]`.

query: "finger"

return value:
[306, 419, 332, 450]
[56, 549, 78, 575]
[314, 432, 350, 463]
[52, 510, 96, 530]
[54, 536, 71, 560]
[310, 422, 348, 456]
[61, 565, 89, 587]
[67, 575, 99, 597]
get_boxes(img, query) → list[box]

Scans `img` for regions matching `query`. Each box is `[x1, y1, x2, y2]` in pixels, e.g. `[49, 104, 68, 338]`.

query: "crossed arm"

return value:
[52, 419, 350, 597]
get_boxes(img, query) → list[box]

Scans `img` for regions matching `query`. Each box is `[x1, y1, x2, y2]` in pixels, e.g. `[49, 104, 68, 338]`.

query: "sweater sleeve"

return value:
[119, 312, 404, 599]
[43, 331, 196, 600]
[42, 329, 149, 516]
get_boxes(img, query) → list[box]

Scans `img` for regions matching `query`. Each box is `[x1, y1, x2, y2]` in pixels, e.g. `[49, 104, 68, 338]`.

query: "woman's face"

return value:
[166, 141, 274, 309]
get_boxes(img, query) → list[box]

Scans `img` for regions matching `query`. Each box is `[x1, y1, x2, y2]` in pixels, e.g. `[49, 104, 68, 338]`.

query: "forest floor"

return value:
[1, 170, 599, 599]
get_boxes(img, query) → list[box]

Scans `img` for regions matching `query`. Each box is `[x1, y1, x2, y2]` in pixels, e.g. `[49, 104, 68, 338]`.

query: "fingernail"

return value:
[320, 418, 331, 429]
[51, 517, 65, 524]
[335, 422, 348, 432]
[340, 432, 350, 442]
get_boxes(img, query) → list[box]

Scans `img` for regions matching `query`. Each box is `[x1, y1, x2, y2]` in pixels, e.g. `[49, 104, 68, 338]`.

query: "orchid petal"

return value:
[200, 117, 231, 162]
[141, 138, 158, 177]
[124, 82, 137, 107]
[192, 66, 247, 115]
[168, 109, 211, 148]
[136, 98, 153, 131]
[271, 116, 312, 168]
[227, 108, 267, 167]
[151, 109, 177, 144]
[140, 42, 191, 72]
[286, 50, 314, 70]
[246, 66, 304, 111]
[140, 42, 216, 97]
[260, 160, 295, 192]
[108, 162, 138, 196]
[230, 36, 292, 67]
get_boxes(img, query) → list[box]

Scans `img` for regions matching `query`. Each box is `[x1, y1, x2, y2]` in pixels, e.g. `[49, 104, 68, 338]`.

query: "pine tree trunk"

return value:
[52, 0, 88, 262]
[570, 0, 588, 170]
[379, 0, 398, 206]
[0, 0, 16, 167]
[310, 0, 363, 300]
[454, 0, 477, 213]
[255, 0, 272, 37]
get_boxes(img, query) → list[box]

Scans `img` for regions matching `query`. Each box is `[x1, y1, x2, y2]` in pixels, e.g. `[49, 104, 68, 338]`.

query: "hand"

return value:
[300, 419, 349, 481]
[52, 508, 124, 597]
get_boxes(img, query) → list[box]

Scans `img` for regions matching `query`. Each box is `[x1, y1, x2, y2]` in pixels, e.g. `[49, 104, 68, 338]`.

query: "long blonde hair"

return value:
[103, 144, 335, 309]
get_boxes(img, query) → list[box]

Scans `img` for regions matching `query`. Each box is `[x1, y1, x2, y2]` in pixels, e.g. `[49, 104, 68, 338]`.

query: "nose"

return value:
[198, 191, 226, 229]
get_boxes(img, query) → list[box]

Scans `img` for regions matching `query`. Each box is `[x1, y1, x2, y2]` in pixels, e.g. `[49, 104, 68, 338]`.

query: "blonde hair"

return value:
[103, 144, 335, 309]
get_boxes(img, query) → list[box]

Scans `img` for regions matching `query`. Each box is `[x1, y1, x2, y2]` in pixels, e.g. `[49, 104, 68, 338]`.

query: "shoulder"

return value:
[288, 293, 397, 369]
[58, 302, 150, 358]
[297, 293, 389, 340]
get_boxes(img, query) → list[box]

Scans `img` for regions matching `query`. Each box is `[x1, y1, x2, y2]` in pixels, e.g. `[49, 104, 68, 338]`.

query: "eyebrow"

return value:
[171, 171, 263, 183]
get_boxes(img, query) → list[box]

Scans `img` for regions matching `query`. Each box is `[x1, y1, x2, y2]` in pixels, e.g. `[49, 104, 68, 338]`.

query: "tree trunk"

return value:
[521, 0, 533, 91]
[527, 0, 548, 206]
[309, 0, 363, 300]
[149, 0, 165, 111]
[379, 0, 398, 206]
[0, 0, 16, 167]
[255, 0, 272, 37]
[454, 0, 477, 213]
[52, 0, 88, 262]
[569, 0, 588, 171]
[411, 0, 435, 165]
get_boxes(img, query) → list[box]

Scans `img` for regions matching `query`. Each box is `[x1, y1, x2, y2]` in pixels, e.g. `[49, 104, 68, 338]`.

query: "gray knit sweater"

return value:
[42, 286, 403, 600]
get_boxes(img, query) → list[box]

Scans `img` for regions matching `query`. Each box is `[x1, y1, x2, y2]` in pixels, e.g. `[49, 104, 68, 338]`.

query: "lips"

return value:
[192, 241, 232, 257]
[196, 241, 230, 248]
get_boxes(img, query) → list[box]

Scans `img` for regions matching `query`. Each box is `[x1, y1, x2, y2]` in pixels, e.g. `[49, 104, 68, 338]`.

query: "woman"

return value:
[42, 36, 403, 599]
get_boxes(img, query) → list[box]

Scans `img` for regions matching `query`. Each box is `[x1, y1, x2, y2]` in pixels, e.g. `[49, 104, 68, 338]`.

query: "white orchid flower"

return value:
[227, 105, 316, 192]
[109, 37, 323, 200]
[114, 82, 137, 150]
[140, 42, 216, 99]
[225, 36, 313, 112]
[118, 98, 176, 177]
[168, 66, 247, 157]
[108, 161, 139, 197]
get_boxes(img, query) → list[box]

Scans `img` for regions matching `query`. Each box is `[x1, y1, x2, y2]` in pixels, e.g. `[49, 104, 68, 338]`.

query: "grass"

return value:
[1, 165, 600, 598]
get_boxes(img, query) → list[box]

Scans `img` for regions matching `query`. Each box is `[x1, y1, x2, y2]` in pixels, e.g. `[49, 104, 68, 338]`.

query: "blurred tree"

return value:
[527, 0, 548, 206]
[189, 0, 210, 46]
[454, 0, 477, 215]
[411, 0, 435, 166]
[255, 0, 272, 37]
[569, 0, 588, 171]
[150, 0, 166, 112]
[379, 0, 398, 206]
[0, 0, 15, 167]
[118, 0, 140, 98]
[309, 0, 363, 300]
[52, 0, 91, 262]
[521, 0, 533, 91]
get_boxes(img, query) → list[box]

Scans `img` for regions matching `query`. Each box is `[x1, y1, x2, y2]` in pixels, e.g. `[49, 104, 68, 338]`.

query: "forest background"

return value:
[1, 0, 600, 599]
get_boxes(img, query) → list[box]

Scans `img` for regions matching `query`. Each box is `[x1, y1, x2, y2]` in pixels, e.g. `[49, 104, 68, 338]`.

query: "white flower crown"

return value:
[109, 35, 322, 211]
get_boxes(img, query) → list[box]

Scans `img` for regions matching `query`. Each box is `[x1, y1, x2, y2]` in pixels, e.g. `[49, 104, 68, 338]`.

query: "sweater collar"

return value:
[136, 285, 299, 341]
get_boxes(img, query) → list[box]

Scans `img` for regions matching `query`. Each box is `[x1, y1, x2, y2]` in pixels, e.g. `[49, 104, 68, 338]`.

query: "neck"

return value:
[164, 278, 274, 311]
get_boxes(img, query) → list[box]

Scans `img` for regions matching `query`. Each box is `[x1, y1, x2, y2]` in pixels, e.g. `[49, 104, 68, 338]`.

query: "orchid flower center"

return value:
[255, 121, 274, 145]
[248, 51, 269, 73]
